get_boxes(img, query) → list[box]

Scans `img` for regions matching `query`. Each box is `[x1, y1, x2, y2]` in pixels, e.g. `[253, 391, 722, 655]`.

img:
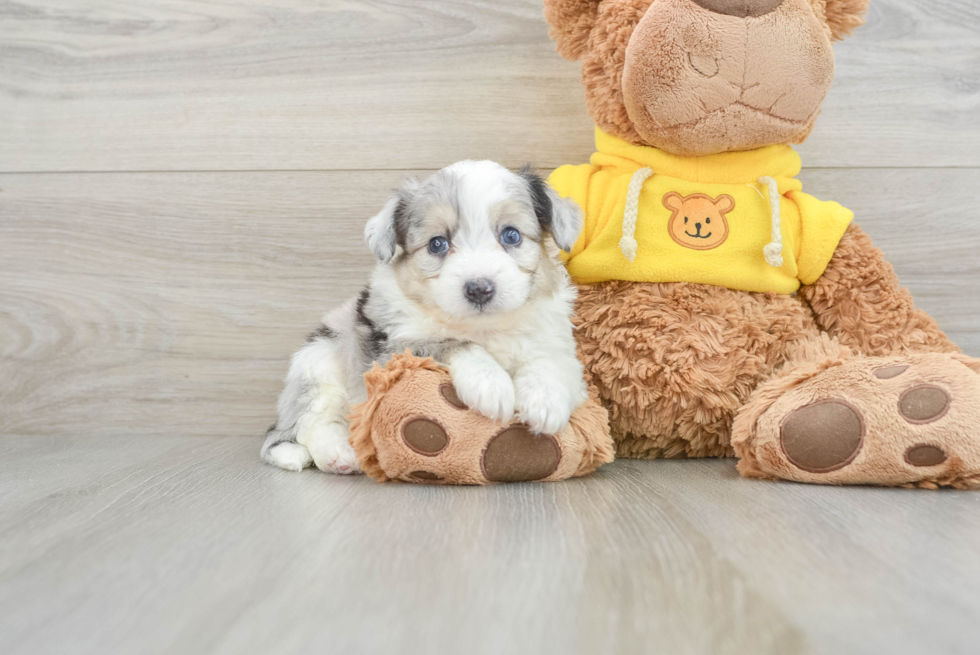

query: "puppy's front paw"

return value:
[306, 423, 362, 475]
[515, 374, 572, 435]
[451, 358, 515, 423]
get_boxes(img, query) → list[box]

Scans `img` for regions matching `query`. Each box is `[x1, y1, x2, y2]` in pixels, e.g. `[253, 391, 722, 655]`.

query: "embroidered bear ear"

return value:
[714, 194, 736, 214]
[662, 191, 684, 212]
[543, 0, 603, 61]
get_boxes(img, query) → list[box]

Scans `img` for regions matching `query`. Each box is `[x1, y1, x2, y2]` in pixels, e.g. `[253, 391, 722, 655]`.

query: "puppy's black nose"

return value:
[464, 278, 495, 306]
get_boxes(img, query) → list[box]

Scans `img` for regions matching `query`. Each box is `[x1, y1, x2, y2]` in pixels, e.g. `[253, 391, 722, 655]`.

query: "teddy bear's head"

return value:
[545, 0, 871, 156]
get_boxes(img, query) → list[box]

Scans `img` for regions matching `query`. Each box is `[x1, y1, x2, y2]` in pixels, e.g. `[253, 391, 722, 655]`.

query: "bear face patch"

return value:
[663, 192, 735, 251]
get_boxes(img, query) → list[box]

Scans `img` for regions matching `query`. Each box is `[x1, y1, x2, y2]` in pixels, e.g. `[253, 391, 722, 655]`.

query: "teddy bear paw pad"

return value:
[408, 470, 444, 481]
[481, 427, 562, 482]
[898, 385, 951, 424]
[780, 399, 864, 473]
[739, 353, 980, 489]
[905, 444, 947, 467]
[402, 418, 449, 455]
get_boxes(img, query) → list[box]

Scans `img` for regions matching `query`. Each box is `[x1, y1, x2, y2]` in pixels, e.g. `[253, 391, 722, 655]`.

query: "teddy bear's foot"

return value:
[348, 354, 614, 485]
[399, 414, 566, 485]
[733, 352, 980, 489]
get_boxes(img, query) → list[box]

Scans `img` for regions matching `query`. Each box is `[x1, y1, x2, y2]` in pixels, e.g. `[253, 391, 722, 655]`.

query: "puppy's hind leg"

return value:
[261, 424, 313, 472]
[261, 337, 361, 475]
[261, 359, 316, 471]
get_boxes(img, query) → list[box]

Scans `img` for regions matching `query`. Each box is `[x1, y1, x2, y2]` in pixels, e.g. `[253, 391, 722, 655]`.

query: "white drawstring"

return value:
[759, 176, 783, 267]
[620, 167, 654, 262]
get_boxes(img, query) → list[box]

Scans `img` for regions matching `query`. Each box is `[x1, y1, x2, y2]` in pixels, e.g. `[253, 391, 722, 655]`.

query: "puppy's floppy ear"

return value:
[821, 0, 871, 41]
[364, 178, 419, 263]
[544, 0, 602, 61]
[519, 165, 583, 253]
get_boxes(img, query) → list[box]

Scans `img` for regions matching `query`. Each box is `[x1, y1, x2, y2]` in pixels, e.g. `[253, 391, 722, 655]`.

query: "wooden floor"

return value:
[2, 1, 980, 653]
[2, 436, 980, 655]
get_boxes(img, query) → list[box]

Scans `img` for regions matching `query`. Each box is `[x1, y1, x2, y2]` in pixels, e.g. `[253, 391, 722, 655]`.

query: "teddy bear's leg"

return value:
[732, 336, 980, 489]
[574, 280, 821, 459]
[802, 223, 959, 357]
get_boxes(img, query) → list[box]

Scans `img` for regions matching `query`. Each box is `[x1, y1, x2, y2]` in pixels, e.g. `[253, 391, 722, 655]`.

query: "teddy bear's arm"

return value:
[800, 223, 959, 357]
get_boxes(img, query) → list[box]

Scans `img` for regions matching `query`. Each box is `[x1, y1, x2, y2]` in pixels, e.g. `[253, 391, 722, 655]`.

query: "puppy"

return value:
[261, 160, 587, 474]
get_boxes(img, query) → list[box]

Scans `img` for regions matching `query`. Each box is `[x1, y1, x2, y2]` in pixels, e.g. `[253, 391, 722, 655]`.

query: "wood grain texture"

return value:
[1, 436, 979, 655]
[1, 0, 979, 172]
[2, 168, 978, 439]
[0, 170, 392, 438]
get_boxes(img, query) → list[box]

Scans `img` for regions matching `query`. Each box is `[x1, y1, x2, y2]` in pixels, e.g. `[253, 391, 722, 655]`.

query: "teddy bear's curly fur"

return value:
[545, 0, 980, 487]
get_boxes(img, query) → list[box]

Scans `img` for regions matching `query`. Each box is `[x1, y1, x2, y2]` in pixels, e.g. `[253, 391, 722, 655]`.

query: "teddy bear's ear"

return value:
[821, 0, 872, 41]
[543, 0, 603, 61]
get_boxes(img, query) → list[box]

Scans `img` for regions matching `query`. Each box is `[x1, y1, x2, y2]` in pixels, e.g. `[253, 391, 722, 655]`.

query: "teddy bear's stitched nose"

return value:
[690, 0, 785, 18]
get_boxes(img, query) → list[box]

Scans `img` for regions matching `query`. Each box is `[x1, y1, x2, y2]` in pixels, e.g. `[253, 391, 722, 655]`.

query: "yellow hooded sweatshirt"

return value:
[549, 129, 854, 294]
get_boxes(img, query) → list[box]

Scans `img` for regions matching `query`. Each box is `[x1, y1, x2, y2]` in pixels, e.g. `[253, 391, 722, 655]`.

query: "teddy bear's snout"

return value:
[691, 0, 784, 18]
[619, 0, 836, 155]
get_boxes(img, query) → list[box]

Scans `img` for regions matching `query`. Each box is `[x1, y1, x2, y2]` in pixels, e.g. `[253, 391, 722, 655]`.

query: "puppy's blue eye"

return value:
[428, 236, 449, 255]
[500, 227, 522, 246]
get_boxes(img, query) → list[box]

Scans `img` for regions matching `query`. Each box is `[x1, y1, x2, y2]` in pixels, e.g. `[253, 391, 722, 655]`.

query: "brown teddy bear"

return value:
[544, 0, 980, 488]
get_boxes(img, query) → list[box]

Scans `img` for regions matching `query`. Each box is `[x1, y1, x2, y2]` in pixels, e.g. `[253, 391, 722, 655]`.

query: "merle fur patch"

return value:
[519, 164, 554, 231]
[306, 324, 339, 342]
[356, 288, 389, 361]
[392, 193, 413, 249]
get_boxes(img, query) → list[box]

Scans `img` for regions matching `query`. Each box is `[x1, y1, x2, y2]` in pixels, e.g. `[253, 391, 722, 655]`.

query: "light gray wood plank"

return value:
[1, 167, 978, 439]
[796, 0, 980, 167]
[1, 436, 978, 655]
[0, 169, 397, 438]
[799, 167, 980, 348]
[0, 0, 978, 172]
